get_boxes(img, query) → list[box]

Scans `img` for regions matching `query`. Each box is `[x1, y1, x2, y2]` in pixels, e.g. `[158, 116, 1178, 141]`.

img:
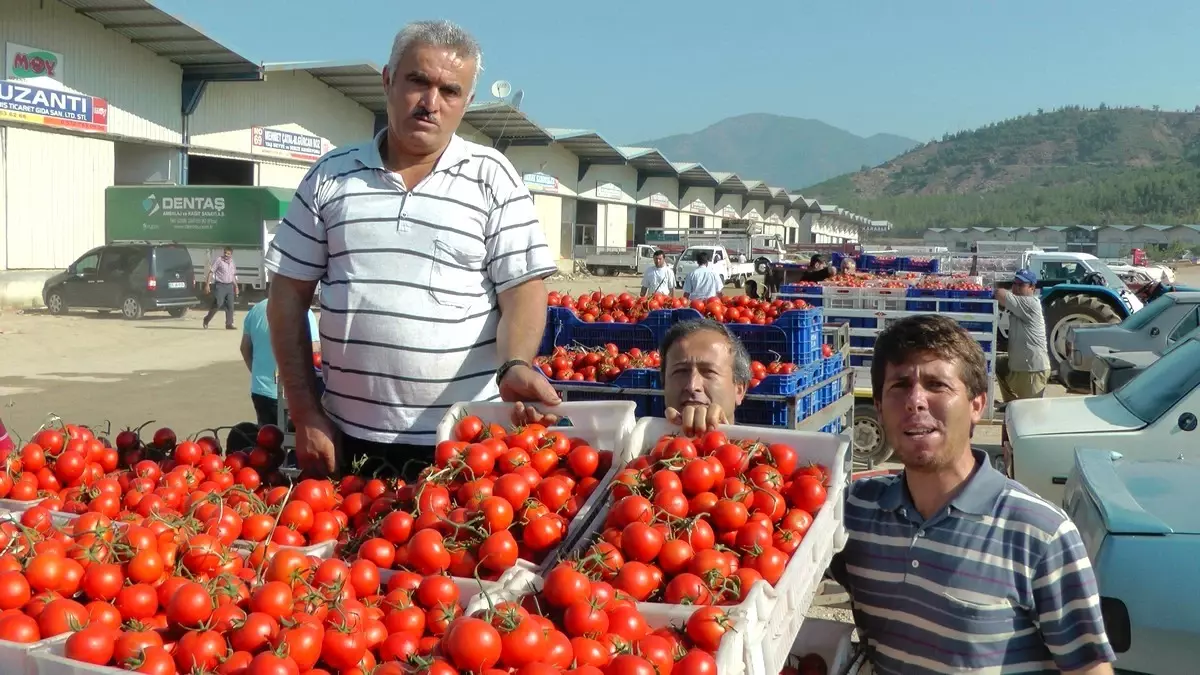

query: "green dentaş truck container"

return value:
[105, 186, 294, 300]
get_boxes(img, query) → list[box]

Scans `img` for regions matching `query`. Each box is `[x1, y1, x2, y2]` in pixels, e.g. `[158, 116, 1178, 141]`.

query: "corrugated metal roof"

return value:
[464, 102, 553, 145]
[546, 128, 625, 162]
[927, 227, 946, 233]
[743, 180, 772, 199]
[671, 162, 718, 185]
[1106, 225, 1137, 231]
[620, 147, 674, 174]
[265, 61, 384, 113]
[1140, 224, 1173, 231]
[62, 0, 257, 71]
[1044, 226, 1068, 231]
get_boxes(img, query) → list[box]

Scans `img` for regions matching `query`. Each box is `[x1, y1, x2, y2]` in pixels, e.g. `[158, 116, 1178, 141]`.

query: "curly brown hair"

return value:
[871, 314, 988, 400]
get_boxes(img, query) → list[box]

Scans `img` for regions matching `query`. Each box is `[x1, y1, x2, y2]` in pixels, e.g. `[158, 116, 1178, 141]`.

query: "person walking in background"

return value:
[995, 267, 1050, 407]
[265, 19, 561, 480]
[203, 246, 238, 329]
[800, 254, 831, 282]
[682, 249, 723, 301]
[241, 296, 320, 428]
[640, 250, 675, 297]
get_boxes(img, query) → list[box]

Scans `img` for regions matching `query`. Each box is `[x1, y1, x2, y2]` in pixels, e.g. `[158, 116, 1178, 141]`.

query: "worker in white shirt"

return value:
[683, 249, 724, 301]
[640, 250, 676, 297]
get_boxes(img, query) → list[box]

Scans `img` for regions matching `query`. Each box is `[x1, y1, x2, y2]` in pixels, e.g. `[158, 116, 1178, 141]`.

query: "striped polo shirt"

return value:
[833, 449, 1115, 674]
[264, 131, 556, 444]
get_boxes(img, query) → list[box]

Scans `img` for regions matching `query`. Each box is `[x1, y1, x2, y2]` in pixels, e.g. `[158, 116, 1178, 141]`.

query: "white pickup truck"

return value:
[673, 245, 756, 290]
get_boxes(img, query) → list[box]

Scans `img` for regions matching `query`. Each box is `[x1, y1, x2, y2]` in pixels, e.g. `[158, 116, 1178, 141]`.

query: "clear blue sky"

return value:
[154, 0, 1200, 145]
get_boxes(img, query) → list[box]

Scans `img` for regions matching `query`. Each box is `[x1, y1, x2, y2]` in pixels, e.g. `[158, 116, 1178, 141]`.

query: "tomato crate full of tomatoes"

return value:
[536, 344, 663, 390]
[430, 401, 640, 579]
[542, 306, 665, 355]
[546, 417, 851, 675]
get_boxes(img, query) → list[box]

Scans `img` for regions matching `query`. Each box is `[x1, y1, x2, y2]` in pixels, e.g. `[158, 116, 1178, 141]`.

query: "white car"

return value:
[1001, 334, 1200, 504]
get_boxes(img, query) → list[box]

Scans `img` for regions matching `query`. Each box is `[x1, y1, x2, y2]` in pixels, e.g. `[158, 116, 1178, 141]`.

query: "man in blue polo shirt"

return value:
[834, 314, 1114, 674]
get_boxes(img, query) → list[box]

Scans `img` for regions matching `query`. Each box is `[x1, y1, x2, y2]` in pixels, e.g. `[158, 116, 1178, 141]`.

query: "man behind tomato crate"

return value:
[831, 314, 1115, 674]
[658, 319, 751, 435]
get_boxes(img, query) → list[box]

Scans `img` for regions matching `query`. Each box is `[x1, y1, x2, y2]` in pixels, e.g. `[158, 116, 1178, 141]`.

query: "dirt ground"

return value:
[4, 265, 1198, 446]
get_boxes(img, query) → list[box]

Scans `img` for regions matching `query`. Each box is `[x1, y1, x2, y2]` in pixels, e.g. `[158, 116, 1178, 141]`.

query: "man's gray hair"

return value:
[660, 319, 753, 386]
[386, 20, 483, 96]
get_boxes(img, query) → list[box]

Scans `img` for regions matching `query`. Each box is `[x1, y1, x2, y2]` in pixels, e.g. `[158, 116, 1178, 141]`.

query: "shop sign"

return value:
[720, 204, 738, 218]
[251, 126, 332, 162]
[767, 213, 782, 224]
[595, 182, 624, 200]
[0, 79, 107, 133]
[648, 193, 670, 209]
[523, 172, 559, 193]
[688, 199, 708, 213]
[6, 43, 63, 82]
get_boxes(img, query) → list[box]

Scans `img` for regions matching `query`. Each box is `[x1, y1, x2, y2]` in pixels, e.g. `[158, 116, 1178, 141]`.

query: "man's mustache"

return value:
[412, 107, 437, 123]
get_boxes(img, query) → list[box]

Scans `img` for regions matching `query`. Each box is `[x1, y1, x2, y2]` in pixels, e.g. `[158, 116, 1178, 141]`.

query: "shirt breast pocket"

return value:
[938, 590, 1017, 633]
[429, 237, 485, 310]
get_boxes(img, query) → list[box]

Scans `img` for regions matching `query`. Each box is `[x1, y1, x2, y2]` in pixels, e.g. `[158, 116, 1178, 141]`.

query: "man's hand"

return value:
[295, 411, 339, 477]
[204, 283, 211, 295]
[499, 364, 561, 408]
[511, 401, 560, 427]
[665, 404, 729, 437]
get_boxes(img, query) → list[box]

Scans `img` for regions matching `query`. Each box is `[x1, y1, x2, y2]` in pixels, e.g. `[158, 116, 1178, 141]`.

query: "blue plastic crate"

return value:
[898, 257, 940, 273]
[780, 284, 824, 301]
[545, 308, 666, 353]
[823, 353, 845, 379]
[749, 364, 815, 396]
[550, 368, 661, 390]
[959, 321, 994, 333]
[735, 399, 791, 428]
[725, 307, 824, 365]
[849, 354, 873, 368]
[826, 313, 874, 330]
[562, 390, 660, 418]
[859, 254, 900, 272]
[850, 336, 875, 349]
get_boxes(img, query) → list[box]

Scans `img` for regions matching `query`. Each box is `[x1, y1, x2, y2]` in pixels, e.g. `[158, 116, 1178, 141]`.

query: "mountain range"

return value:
[636, 113, 919, 189]
[803, 105, 1200, 234]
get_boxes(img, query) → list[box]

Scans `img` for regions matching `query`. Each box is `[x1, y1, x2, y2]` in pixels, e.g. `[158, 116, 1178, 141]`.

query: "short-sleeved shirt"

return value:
[210, 256, 237, 284]
[264, 131, 557, 444]
[0, 418, 13, 453]
[683, 265, 723, 300]
[833, 449, 1115, 674]
[243, 298, 319, 399]
[1005, 294, 1050, 372]
[641, 265, 675, 295]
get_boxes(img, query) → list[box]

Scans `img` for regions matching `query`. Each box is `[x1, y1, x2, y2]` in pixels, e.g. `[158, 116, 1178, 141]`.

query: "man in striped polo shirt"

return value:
[834, 315, 1115, 674]
[265, 20, 560, 479]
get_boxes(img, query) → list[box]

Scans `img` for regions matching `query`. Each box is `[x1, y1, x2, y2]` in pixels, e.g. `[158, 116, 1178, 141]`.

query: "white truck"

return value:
[674, 244, 757, 289]
[580, 244, 659, 277]
[646, 226, 785, 275]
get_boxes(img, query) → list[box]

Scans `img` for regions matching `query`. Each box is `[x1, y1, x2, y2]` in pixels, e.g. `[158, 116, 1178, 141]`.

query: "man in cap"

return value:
[995, 268, 1050, 405]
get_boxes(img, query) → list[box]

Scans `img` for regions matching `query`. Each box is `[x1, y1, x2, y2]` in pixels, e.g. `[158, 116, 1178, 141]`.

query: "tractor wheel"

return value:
[1043, 294, 1121, 371]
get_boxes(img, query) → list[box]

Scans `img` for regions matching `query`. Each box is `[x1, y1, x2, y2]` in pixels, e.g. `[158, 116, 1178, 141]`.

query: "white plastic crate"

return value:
[822, 286, 861, 310]
[436, 401, 637, 570]
[232, 538, 337, 560]
[859, 288, 905, 312]
[786, 618, 859, 675]
[0, 497, 46, 515]
[0, 634, 68, 675]
[461, 575, 754, 675]
[553, 417, 850, 675]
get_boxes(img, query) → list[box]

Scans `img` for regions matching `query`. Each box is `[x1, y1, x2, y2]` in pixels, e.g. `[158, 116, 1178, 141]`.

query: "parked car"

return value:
[1062, 448, 1198, 674]
[1000, 334, 1200, 504]
[1059, 291, 1200, 392]
[42, 243, 201, 320]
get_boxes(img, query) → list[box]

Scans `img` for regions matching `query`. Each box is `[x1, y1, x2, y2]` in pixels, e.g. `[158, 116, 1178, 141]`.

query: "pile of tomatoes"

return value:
[536, 345, 662, 383]
[429, 564, 734, 675]
[561, 430, 828, 607]
[341, 415, 615, 579]
[678, 295, 813, 326]
[549, 291, 685, 324]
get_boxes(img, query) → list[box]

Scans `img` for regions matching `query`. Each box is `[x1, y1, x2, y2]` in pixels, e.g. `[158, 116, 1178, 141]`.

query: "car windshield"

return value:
[1114, 339, 1200, 423]
[1088, 261, 1131, 291]
[679, 250, 699, 262]
[1121, 294, 1174, 331]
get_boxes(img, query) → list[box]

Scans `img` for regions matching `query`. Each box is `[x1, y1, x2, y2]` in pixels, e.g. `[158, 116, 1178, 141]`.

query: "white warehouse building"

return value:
[0, 0, 378, 306]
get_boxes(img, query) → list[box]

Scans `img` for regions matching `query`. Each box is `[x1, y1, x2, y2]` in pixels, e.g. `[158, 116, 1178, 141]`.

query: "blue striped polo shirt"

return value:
[834, 449, 1116, 674]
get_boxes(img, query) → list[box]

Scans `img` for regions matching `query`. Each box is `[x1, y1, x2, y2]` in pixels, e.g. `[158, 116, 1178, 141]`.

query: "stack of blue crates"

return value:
[540, 305, 829, 427]
[897, 257, 940, 274]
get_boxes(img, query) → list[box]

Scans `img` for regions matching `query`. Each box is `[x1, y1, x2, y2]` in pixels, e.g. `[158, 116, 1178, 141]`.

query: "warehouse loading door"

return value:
[187, 155, 254, 186]
[634, 206, 663, 245]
